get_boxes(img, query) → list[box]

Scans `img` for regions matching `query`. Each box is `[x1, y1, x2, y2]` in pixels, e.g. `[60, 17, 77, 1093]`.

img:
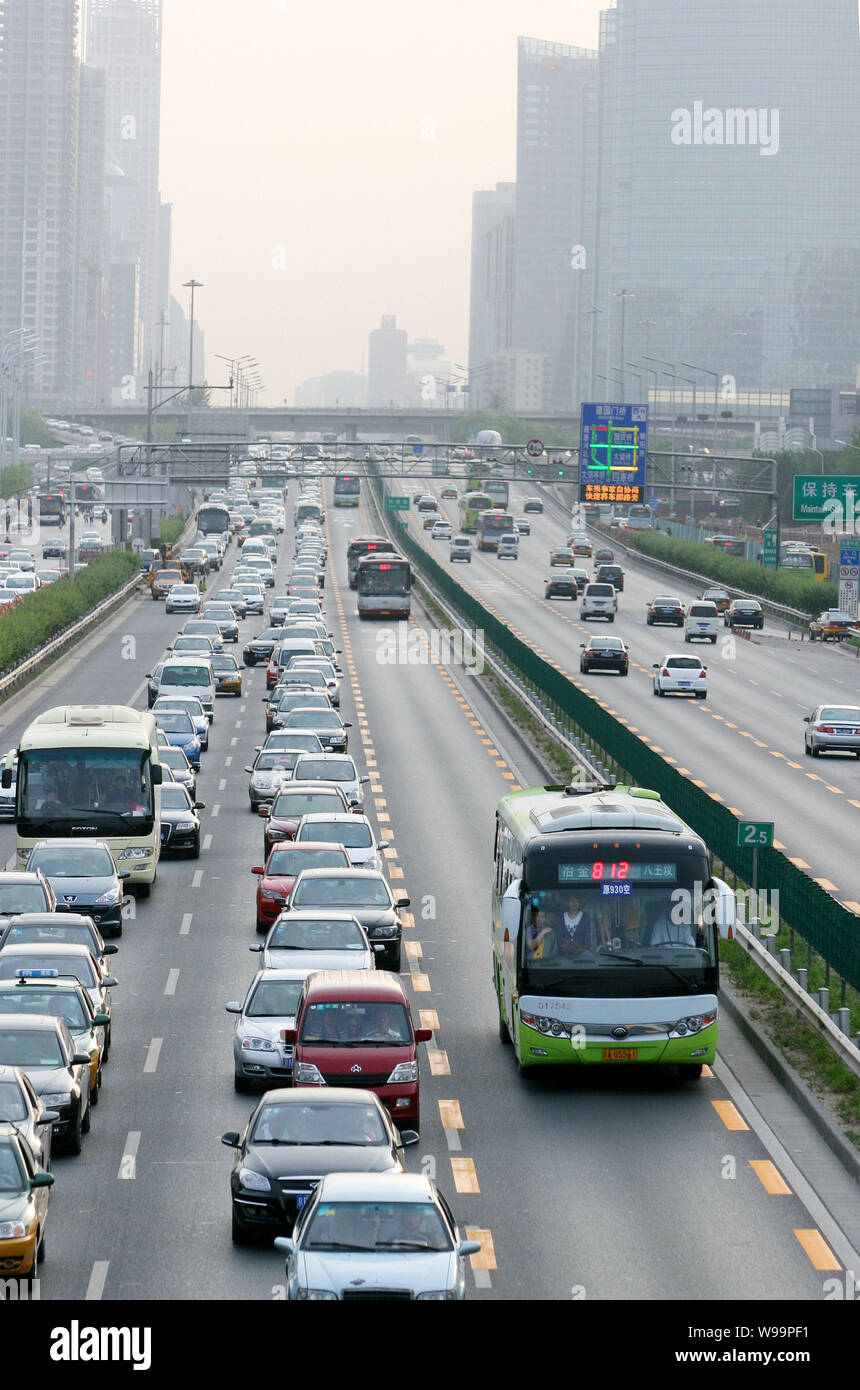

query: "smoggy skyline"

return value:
[158, 0, 599, 402]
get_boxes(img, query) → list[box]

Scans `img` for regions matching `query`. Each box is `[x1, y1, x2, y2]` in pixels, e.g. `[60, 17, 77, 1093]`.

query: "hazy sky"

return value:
[159, 0, 601, 402]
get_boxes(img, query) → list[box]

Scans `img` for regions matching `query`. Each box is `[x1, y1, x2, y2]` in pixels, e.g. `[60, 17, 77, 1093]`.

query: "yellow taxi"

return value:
[550, 547, 575, 567]
[808, 610, 860, 643]
[701, 587, 731, 614]
[440, 485, 458, 499]
[0, 1122, 53, 1280]
[567, 533, 593, 557]
[210, 654, 244, 696]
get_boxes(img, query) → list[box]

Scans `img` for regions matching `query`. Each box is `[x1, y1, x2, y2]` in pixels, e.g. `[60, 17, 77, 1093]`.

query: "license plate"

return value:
[295, 1192, 309, 1209]
[282, 1055, 292, 1069]
[697, 624, 708, 629]
[677, 681, 691, 688]
[601, 1048, 637, 1061]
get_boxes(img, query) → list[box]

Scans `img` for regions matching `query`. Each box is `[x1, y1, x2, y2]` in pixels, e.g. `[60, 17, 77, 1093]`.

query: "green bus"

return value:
[492, 782, 735, 1080]
[457, 491, 492, 534]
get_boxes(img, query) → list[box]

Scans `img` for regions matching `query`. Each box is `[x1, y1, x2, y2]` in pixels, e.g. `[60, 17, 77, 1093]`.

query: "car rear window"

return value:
[267, 848, 349, 875]
[271, 791, 344, 816]
[689, 604, 717, 616]
[666, 657, 706, 669]
[587, 584, 615, 597]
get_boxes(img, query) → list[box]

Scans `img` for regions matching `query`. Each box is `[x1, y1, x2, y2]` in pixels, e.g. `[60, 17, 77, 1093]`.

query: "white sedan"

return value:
[431, 520, 453, 541]
[652, 654, 708, 699]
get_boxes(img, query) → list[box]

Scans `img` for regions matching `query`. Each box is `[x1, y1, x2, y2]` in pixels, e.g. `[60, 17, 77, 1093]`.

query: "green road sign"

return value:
[385, 495, 409, 511]
[737, 821, 774, 848]
[792, 474, 860, 523]
[762, 529, 777, 567]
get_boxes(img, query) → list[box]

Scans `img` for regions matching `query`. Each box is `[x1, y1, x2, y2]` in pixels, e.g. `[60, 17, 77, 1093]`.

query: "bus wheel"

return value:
[498, 1009, 511, 1045]
[677, 1064, 703, 1081]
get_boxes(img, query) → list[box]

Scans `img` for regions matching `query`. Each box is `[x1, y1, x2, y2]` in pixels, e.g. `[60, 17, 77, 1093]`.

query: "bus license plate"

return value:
[601, 1047, 637, 1061]
[295, 1193, 309, 1210]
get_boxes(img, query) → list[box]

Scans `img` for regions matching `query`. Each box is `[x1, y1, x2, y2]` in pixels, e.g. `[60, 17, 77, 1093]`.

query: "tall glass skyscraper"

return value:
[584, 0, 860, 398]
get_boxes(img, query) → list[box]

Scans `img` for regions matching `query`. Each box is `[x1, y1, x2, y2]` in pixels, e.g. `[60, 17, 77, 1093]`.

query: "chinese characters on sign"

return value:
[582, 482, 644, 503]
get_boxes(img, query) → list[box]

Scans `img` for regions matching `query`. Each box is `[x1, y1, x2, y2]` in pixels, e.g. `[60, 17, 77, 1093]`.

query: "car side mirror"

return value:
[0, 769, 10, 790]
[37, 1111, 60, 1126]
[458, 1240, 482, 1258]
[102, 945, 118, 957]
[399, 1130, 420, 1147]
[652, 663, 659, 669]
[119, 871, 131, 880]
[102, 975, 118, 988]
[414, 1027, 433, 1043]
[220, 1132, 240, 1148]
[225, 1001, 242, 1013]
[360, 776, 370, 784]
[71, 1051, 91, 1066]
[274, 1236, 294, 1256]
[31, 1171, 55, 1188]
[396, 896, 411, 908]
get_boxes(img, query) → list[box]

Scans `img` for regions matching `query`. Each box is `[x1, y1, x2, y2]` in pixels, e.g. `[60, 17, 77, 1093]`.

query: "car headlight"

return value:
[668, 1012, 715, 1038]
[416, 1290, 457, 1301]
[0, 1221, 26, 1239]
[238, 1167, 271, 1193]
[293, 1061, 325, 1085]
[387, 1060, 418, 1084]
[42, 1092, 72, 1106]
[369, 925, 397, 939]
[93, 889, 121, 905]
[241, 1036, 277, 1051]
[120, 847, 149, 860]
[296, 1288, 337, 1301]
[175, 820, 197, 831]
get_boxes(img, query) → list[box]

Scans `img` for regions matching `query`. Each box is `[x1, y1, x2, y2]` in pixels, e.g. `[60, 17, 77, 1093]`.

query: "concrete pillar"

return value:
[796, 968, 808, 991]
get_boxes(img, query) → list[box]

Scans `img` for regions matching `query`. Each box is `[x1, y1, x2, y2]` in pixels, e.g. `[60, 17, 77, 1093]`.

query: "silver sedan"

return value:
[804, 704, 860, 757]
[227, 969, 311, 1092]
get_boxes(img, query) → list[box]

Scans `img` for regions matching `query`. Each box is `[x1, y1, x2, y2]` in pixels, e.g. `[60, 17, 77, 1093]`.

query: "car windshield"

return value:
[255, 753, 300, 772]
[210, 657, 239, 674]
[268, 916, 365, 949]
[293, 877, 391, 909]
[0, 1139, 27, 1194]
[249, 1100, 386, 1146]
[0, 951, 99, 987]
[202, 606, 233, 620]
[0, 885, 48, 914]
[272, 792, 343, 817]
[161, 666, 211, 688]
[285, 711, 341, 730]
[0, 987, 89, 1030]
[161, 786, 192, 811]
[154, 713, 195, 733]
[3, 923, 95, 953]
[155, 699, 204, 717]
[267, 849, 349, 876]
[819, 708, 860, 722]
[0, 1080, 27, 1121]
[158, 749, 187, 767]
[29, 847, 113, 877]
[302, 1200, 450, 1252]
[298, 821, 373, 849]
[277, 695, 328, 713]
[245, 978, 304, 1018]
[0, 1027, 63, 1067]
[293, 759, 354, 782]
[172, 586, 197, 596]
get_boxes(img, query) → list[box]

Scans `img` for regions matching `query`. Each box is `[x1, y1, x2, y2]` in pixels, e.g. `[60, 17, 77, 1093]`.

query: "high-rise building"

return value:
[73, 64, 110, 407]
[483, 349, 552, 414]
[468, 181, 516, 404]
[511, 37, 597, 411]
[368, 315, 408, 407]
[86, 0, 164, 392]
[406, 338, 452, 407]
[0, 0, 80, 405]
[586, 0, 860, 396]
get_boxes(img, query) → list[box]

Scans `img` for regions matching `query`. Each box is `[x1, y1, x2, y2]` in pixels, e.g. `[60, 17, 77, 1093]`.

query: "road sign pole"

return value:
[752, 846, 758, 894]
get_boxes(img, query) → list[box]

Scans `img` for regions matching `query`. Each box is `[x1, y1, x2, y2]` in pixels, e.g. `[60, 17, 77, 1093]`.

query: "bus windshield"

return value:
[357, 562, 410, 595]
[479, 511, 514, 534]
[17, 747, 155, 835]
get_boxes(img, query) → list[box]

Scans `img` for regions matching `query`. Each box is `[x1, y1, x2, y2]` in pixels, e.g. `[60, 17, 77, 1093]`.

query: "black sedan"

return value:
[545, 571, 579, 601]
[646, 595, 685, 626]
[579, 636, 629, 675]
[725, 599, 764, 629]
[159, 783, 205, 858]
[222, 1088, 418, 1244]
[523, 497, 544, 513]
[243, 626, 285, 667]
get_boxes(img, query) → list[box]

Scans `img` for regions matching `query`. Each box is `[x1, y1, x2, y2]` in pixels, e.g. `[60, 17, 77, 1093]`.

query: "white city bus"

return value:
[4, 706, 163, 896]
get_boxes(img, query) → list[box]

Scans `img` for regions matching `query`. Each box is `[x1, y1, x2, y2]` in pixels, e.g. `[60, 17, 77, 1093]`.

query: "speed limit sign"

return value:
[526, 439, 544, 458]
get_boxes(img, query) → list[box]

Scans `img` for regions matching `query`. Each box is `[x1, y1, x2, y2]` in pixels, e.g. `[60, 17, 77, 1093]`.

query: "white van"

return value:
[580, 582, 618, 622]
[157, 658, 216, 720]
[684, 601, 719, 644]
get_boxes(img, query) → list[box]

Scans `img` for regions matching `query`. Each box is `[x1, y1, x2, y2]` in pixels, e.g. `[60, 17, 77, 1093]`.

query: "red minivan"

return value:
[284, 971, 432, 1130]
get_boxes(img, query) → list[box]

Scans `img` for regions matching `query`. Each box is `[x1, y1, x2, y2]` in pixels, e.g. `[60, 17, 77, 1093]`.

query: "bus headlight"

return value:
[120, 848, 149, 860]
[521, 1011, 580, 1040]
[669, 1012, 715, 1038]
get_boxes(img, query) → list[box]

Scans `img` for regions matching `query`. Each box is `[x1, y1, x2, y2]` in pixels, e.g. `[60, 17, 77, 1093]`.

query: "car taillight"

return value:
[820, 726, 835, 734]
[662, 669, 670, 677]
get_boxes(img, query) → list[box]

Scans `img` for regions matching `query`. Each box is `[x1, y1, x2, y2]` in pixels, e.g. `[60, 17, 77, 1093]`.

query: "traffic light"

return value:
[553, 463, 577, 481]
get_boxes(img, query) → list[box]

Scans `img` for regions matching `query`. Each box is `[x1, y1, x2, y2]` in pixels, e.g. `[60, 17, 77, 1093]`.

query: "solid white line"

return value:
[126, 680, 147, 707]
[164, 968, 180, 996]
[218, 778, 227, 791]
[202, 834, 212, 851]
[117, 1130, 141, 1180]
[192, 869, 203, 888]
[85, 1260, 110, 1300]
[179, 913, 192, 936]
[211, 804, 220, 818]
[143, 1038, 162, 1074]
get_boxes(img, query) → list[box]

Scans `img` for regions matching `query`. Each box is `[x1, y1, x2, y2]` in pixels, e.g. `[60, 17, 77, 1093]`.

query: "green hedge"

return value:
[617, 528, 836, 615]
[157, 516, 186, 548]
[0, 549, 139, 676]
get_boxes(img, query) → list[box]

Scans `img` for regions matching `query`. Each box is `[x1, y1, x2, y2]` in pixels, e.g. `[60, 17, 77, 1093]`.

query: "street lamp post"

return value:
[613, 290, 634, 402]
[182, 279, 203, 433]
[683, 361, 720, 455]
[587, 307, 604, 399]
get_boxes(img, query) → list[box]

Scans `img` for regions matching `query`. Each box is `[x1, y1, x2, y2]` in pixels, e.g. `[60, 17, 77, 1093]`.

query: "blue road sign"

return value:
[412, 444, 423, 456]
[840, 547, 859, 567]
[580, 403, 648, 501]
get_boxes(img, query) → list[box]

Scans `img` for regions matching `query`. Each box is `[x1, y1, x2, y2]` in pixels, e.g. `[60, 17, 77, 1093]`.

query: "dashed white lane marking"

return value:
[117, 1130, 141, 1180]
[164, 968, 180, 996]
[224, 756, 232, 766]
[85, 1260, 110, 1300]
[218, 778, 227, 791]
[192, 870, 203, 888]
[180, 913, 192, 936]
[202, 834, 213, 851]
[230, 737, 238, 746]
[143, 1038, 162, 1073]
[211, 804, 220, 818]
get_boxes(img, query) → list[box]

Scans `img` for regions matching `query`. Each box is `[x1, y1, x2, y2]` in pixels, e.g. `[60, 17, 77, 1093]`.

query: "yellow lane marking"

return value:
[805, 773, 823, 781]
[404, 940, 423, 959]
[826, 785, 844, 795]
[753, 740, 768, 748]
[815, 878, 838, 891]
[383, 846, 398, 860]
[702, 1065, 714, 1078]
[438, 1099, 464, 1129]
[769, 750, 784, 759]
[410, 973, 431, 992]
[428, 1049, 451, 1076]
[487, 747, 500, 756]
[789, 857, 811, 869]
[786, 760, 802, 769]
[793, 1230, 840, 1271]
[450, 1157, 480, 1194]
[692, 779, 708, 788]
[419, 1009, 439, 1030]
[677, 768, 690, 776]
[502, 771, 515, 780]
[377, 812, 390, 823]
[850, 800, 860, 809]
[726, 722, 738, 729]
[773, 839, 786, 850]
[749, 1160, 792, 1195]
[739, 731, 753, 739]
[494, 759, 506, 767]
[842, 901, 860, 914]
[374, 798, 386, 809]
[389, 866, 404, 879]
[708, 793, 725, 802]
[711, 1099, 749, 1131]
[401, 912, 415, 930]
[475, 728, 486, 735]
[511, 784, 522, 791]
[380, 828, 394, 840]
[465, 1229, 497, 1270]
[481, 737, 492, 746]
